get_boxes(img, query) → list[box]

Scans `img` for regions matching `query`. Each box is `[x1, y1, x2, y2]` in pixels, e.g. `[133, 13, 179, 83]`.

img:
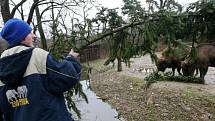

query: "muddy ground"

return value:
[87, 54, 215, 121]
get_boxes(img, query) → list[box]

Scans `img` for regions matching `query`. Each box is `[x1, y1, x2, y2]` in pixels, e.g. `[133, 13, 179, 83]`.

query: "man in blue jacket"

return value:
[0, 18, 81, 121]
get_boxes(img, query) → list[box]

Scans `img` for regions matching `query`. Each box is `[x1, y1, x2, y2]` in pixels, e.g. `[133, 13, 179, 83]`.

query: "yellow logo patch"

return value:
[10, 98, 29, 107]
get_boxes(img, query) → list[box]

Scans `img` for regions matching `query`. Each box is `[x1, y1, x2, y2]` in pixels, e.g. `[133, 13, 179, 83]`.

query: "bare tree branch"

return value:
[39, 0, 82, 19]
[10, 0, 27, 17]
[20, 4, 24, 20]
[40, 5, 59, 17]
[10, 0, 25, 20]
[27, 0, 46, 24]
[34, 20, 53, 29]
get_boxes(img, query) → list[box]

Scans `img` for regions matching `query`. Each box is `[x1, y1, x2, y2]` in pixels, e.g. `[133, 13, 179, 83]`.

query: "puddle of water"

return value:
[204, 67, 215, 85]
[72, 80, 124, 121]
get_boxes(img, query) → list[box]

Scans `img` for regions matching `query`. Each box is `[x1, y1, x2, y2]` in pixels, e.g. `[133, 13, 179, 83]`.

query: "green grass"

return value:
[145, 105, 159, 121]
[183, 89, 215, 104]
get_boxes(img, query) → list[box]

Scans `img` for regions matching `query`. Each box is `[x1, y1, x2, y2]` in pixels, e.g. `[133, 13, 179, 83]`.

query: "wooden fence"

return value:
[80, 44, 108, 62]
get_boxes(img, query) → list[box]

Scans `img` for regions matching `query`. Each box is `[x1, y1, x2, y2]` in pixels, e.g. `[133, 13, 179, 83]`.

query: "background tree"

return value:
[187, 0, 215, 43]
[122, 0, 146, 21]
[34, 0, 47, 49]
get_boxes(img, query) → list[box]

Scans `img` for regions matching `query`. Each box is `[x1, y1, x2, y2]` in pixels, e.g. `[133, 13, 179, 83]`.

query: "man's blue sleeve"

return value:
[0, 108, 3, 121]
[44, 54, 81, 94]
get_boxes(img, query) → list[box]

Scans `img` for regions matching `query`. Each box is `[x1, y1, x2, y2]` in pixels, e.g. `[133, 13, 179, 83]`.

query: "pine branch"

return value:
[79, 20, 147, 51]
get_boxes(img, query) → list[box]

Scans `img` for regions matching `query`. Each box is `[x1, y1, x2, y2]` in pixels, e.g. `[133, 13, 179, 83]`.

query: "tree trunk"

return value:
[35, 5, 47, 50]
[51, 0, 56, 43]
[1, 0, 11, 23]
[117, 56, 122, 72]
[117, 48, 122, 72]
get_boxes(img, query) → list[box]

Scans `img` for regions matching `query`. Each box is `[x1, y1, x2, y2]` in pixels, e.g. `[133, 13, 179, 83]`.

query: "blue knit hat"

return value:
[0, 18, 32, 47]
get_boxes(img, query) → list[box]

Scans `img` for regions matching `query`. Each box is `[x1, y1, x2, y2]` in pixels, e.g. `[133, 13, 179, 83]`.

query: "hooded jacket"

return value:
[0, 45, 81, 121]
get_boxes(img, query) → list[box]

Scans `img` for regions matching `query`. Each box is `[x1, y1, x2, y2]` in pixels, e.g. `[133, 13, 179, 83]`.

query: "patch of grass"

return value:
[82, 58, 115, 74]
[121, 75, 144, 88]
[146, 105, 158, 121]
[90, 59, 106, 67]
[182, 90, 215, 118]
[82, 58, 106, 69]
[183, 90, 195, 98]
[122, 75, 143, 82]
[183, 90, 215, 104]
[203, 96, 215, 104]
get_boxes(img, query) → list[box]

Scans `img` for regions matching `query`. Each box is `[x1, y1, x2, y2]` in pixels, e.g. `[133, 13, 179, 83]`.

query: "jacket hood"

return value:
[0, 46, 34, 86]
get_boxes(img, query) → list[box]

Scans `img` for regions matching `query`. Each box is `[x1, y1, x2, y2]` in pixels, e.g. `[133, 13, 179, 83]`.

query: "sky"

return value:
[99, 0, 198, 9]
[0, 0, 199, 35]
